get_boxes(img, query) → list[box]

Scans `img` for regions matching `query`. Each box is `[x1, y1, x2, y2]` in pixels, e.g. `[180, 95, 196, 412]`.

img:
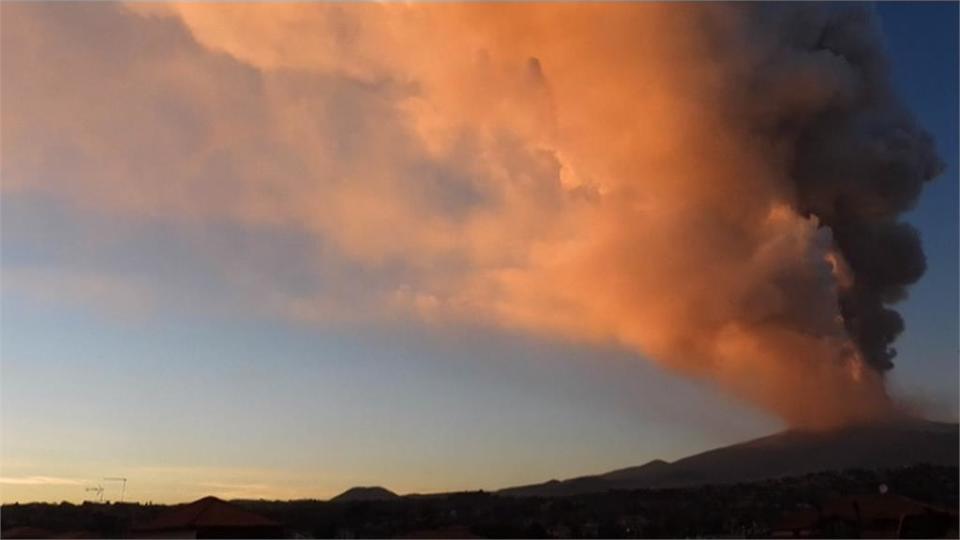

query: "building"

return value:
[131, 496, 283, 539]
[771, 493, 959, 539]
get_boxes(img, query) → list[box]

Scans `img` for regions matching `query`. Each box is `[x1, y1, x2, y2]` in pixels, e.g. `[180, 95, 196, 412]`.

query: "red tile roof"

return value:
[821, 494, 954, 522]
[136, 496, 279, 531]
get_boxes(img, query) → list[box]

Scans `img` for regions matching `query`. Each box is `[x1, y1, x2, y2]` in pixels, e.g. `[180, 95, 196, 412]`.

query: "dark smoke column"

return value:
[783, 6, 944, 373]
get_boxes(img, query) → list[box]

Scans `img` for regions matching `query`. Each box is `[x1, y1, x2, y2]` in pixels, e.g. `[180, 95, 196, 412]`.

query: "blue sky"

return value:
[877, 1, 958, 409]
[1, 3, 956, 504]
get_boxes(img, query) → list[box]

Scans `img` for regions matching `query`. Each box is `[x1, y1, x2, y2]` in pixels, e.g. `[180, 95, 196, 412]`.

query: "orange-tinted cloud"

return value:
[3, 3, 939, 427]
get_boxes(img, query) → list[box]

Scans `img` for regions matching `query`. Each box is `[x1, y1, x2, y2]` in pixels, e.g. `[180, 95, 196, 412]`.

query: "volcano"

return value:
[499, 419, 958, 497]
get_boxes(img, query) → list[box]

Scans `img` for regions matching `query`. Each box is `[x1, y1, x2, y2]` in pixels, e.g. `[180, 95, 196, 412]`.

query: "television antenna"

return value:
[85, 484, 104, 503]
[104, 477, 128, 502]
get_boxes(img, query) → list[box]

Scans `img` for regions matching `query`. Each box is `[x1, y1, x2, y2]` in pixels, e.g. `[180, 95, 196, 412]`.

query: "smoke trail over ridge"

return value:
[5, 3, 943, 427]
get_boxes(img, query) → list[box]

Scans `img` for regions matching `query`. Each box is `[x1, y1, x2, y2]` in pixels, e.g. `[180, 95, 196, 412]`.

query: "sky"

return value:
[1, 2, 957, 504]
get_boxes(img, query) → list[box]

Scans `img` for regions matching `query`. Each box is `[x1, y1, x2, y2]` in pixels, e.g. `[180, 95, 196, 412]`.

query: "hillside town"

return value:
[2, 465, 956, 539]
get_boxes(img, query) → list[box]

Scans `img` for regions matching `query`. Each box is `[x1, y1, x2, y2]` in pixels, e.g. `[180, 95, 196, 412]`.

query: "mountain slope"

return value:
[499, 420, 958, 497]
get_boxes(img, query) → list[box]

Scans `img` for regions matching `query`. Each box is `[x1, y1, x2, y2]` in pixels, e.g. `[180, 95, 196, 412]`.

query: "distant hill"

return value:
[331, 486, 400, 502]
[499, 419, 959, 497]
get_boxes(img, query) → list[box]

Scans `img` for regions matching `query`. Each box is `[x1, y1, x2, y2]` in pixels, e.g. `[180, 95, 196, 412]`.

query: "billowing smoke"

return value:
[5, 3, 943, 427]
[744, 6, 944, 374]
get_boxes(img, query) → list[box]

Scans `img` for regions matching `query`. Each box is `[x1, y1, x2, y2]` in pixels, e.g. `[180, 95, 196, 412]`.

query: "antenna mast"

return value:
[104, 477, 128, 503]
[85, 485, 104, 503]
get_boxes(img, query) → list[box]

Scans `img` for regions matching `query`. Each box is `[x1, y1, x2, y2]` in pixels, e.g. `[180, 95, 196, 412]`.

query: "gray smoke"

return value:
[753, 4, 944, 373]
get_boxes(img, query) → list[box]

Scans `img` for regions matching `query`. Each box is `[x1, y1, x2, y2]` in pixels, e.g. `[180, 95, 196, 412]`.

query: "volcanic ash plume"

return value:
[116, 4, 944, 425]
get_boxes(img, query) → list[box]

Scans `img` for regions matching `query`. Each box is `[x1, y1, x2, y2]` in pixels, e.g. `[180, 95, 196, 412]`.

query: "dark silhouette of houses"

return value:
[1, 527, 55, 539]
[395, 525, 482, 538]
[772, 493, 959, 538]
[770, 509, 819, 538]
[1, 527, 97, 539]
[131, 496, 283, 539]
